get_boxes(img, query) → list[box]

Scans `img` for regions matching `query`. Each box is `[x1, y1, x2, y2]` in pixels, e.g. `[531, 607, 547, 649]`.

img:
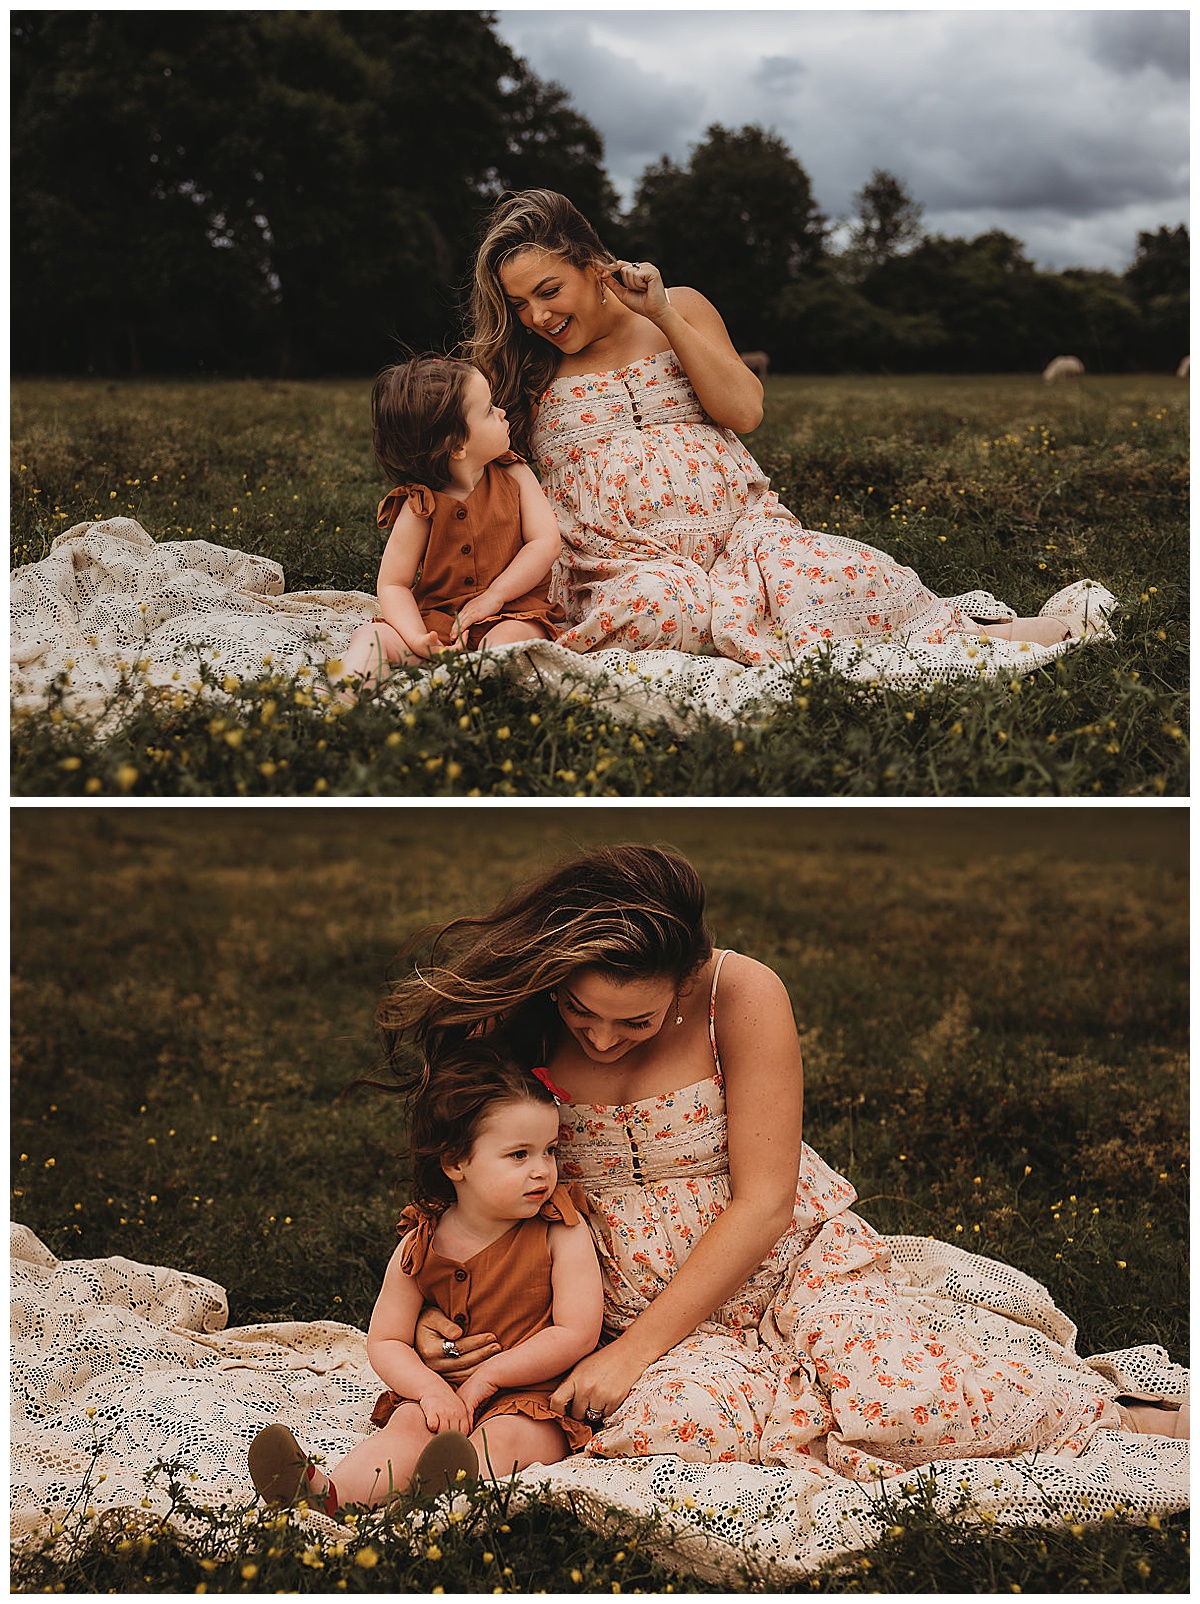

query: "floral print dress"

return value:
[532, 349, 977, 663]
[555, 952, 1124, 1480]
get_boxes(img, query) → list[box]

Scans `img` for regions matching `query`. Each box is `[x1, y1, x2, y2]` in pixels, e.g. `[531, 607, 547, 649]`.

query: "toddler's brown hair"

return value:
[371, 354, 478, 491]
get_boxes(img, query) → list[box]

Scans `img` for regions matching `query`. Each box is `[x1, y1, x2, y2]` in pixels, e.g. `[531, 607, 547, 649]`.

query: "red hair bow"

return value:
[531, 1065, 571, 1104]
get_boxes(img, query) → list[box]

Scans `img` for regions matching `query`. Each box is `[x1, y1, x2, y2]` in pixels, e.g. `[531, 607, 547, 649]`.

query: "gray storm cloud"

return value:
[494, 9, 1189, 271]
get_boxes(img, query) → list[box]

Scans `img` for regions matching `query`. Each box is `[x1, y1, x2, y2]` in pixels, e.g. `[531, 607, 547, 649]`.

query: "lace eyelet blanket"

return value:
[10, 519, 1114, 732]
[11, 1224, 1186, 1583]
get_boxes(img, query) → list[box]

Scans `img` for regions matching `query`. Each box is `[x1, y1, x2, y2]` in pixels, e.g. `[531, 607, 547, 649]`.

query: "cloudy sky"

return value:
[493, 9, 1189, 272]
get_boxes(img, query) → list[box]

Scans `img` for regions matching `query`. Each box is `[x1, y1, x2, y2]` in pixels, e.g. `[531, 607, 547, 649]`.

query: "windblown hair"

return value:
[371, 353, 478, 491]
[378, 844, 714, 1083]
[465, 189, 618, 456]
[408, 1042, 557, 1215]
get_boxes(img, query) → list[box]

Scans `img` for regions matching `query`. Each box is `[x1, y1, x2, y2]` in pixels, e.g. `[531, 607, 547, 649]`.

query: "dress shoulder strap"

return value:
[708, 949, 731, 1087]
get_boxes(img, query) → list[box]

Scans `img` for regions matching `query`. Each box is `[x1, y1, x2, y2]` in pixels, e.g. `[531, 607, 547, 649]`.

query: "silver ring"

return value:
[442, 1338, 462, 1359]
[584, 1408, 603, 1425]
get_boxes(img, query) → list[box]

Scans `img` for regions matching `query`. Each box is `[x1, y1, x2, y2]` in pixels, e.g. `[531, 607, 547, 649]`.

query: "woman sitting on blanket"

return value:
[380, 844, 1185, 1474]
[465, 190, 1089, 663]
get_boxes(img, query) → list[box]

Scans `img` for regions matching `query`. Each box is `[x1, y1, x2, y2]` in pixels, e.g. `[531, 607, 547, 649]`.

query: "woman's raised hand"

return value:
[414, 1306, 502, 1378]
[601, 260, 670, 322]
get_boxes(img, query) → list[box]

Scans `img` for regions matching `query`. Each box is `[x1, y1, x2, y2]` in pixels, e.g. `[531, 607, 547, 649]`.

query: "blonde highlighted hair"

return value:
[465, 189, 618, 456]
[376, 845, 713, 1087]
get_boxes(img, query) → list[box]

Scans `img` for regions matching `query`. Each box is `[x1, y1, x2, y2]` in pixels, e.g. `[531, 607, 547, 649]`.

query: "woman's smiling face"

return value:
[499, 248, 602, 353]
[556, 968, 678, 1062]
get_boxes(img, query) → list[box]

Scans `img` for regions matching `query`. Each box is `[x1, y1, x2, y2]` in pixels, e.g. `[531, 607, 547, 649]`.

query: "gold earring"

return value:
[675, 1001, 684, 1025]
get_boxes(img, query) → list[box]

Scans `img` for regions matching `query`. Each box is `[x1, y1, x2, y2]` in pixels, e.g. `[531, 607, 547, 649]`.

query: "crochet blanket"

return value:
[11, 520, 1110, 731]
[11, 1225, 1187, 1583]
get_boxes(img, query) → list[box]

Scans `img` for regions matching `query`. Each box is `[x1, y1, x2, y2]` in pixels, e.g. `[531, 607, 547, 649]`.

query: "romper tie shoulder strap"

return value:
[708, 949, 730, 1088]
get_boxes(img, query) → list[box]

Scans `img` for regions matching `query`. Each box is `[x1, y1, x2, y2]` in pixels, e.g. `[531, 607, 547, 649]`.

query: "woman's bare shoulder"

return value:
[713, 950, 792, 1008]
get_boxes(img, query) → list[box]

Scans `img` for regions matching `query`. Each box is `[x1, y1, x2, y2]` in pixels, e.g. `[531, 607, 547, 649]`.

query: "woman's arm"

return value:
[367, 1238, 472, 1433]
[458, 1221, 603, 1413]
[551, 955, 802, 1420]
[375, 503, 443, 658]
[601, 263, 764, 434]
[449, 463, 561, 644]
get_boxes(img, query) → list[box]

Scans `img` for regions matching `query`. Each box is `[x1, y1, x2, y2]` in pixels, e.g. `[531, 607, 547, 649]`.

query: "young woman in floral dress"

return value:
[464, 190, 1079, 665]
[378, 845, 1183, 1478]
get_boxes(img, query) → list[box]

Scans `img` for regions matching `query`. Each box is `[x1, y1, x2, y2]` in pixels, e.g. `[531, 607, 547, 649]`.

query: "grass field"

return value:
[10, 806, 1189, 1591]
[10, 372, 1189, 796]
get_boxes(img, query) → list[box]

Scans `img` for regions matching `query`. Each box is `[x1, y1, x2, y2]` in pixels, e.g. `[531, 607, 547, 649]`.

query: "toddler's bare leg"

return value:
[323, 1402, 435, 1507]
[470, 1414, 568, 1480]
[478, 620, 551, 649]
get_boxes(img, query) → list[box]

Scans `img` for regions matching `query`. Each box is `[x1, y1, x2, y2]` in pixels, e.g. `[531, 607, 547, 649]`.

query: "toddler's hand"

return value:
[456, 1371, 499, 1416]
[450, 592, 503, 647]
[419, 1385, 471, 1435]
[407, 629, 446, 660]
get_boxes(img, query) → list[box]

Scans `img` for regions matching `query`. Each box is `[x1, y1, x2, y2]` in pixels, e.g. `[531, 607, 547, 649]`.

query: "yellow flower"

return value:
[425, 1543, 443, 1561]
[223, 729, 243, 749]
[355, 1545, 380, 1568]
[116, 764, 139, 792]
[240, 1563, 258, 1580]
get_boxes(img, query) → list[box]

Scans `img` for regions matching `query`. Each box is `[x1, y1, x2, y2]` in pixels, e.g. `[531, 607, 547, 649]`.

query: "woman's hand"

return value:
[549, 1339, 645, 1423]
[600, 260, 670, 324]
[414, 1307, 502, 1378]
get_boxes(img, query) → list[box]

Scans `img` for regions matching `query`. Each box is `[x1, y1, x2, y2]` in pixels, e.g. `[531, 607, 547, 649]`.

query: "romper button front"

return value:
[454, 1268, 468, 1282]
[455, 506, 467, 520]
[461, 543, 471, 555]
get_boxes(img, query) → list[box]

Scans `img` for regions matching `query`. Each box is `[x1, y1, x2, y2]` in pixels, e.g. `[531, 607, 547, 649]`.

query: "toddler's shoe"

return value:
[1038, 580, 1117, 640]
[410, 1430, 479, 1496]
[249, 1422, 311, 1506]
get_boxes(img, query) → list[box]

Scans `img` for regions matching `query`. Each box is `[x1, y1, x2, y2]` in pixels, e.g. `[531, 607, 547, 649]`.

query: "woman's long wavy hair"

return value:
[407, 1042, 557, 1216]
[464, 189, 619, 457]
[377, 844, 713, 1096]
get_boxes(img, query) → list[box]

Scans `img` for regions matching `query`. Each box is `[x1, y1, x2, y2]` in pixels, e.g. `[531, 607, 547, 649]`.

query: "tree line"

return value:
[11, 11, 1189, 377]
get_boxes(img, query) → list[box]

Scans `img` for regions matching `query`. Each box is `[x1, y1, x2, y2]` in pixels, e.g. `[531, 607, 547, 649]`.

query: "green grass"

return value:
[10, 808, 1189, 1591]
[10, 373, 1189, 796]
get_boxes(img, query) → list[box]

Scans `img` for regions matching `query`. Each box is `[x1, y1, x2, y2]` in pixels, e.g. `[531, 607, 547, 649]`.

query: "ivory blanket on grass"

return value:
[11, 520, 1109, 732]
[11, 1224, 1187, 1584]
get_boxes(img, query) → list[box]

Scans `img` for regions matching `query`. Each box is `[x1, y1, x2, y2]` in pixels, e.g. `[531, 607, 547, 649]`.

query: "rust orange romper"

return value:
[376, 452, 563, 649]
[369, 1182, 593, 1451]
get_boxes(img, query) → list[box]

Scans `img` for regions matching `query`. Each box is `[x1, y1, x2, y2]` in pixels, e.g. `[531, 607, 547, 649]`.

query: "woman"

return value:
[464, 189, 1082, 665]
[381, 845, 1182, 1478]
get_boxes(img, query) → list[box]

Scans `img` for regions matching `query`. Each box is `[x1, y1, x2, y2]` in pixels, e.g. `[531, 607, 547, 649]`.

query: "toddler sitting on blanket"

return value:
[339, 354, 563, 689]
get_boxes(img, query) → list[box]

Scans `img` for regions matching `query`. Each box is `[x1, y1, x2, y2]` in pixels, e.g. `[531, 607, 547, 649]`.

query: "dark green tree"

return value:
[847, 169, 924, 272]
[625, 124, 826, 348]
[1124, 224, 1189, 369]
[11, 11, 617, 375]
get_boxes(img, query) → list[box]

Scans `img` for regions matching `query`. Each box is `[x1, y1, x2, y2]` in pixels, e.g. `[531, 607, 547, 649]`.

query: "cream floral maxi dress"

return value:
[555, 952, 1125, 1479]
[532, 349, 979, 662]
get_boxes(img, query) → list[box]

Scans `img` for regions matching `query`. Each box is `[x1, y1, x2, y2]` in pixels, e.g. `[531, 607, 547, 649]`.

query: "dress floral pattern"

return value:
[532, 350, 978, 664]
[555, 953, 1123, 1481]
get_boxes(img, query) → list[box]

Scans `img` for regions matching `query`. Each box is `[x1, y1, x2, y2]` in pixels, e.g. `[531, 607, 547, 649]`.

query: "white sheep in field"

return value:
[1176, 355, 1190, 378]
[1043, 355, 1085, 382]
[740, 349, 770, 380]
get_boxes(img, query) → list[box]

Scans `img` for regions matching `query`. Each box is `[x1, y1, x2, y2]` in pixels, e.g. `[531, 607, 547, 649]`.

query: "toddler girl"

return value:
[248, 1045, 602, 1512]
[340, 355, 563, 686]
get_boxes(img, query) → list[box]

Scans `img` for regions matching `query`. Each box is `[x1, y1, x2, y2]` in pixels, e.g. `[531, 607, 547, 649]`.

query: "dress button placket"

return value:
[621, 376, 643, 429]
[626, 1109, 645, 1181]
